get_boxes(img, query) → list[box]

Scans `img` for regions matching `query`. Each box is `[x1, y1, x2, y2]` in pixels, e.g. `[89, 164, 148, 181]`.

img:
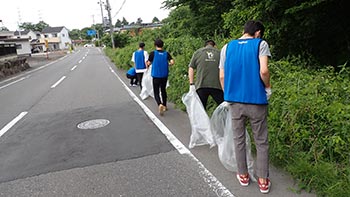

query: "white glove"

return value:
[265, 87, 272, 100]
[189, 84, 196, 92]
[221, 101, 231, 108]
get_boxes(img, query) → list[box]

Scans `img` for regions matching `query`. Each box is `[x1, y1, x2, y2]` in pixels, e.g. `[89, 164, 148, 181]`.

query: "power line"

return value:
[113, 0, 127, 19]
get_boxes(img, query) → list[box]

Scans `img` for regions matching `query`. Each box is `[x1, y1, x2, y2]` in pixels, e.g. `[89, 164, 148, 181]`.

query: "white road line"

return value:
[51, 76, 66, 88]
[78, 60, 82, 64]
[106, 63, 234, 197]
[71, 65, 78, 71]
[0, 112, 28, 138]
[0, 76, 28, 90]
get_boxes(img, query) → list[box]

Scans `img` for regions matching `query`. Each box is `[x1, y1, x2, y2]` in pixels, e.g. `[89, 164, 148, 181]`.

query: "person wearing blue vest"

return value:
[131, 42, 149, 89]
[146, 38, 175, 116]
[219, 20, 272, 194]
[126, 67, 137, 86]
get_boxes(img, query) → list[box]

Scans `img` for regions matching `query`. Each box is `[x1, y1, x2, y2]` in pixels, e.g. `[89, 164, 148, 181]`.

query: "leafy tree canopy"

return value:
[19, 21, 49, 32]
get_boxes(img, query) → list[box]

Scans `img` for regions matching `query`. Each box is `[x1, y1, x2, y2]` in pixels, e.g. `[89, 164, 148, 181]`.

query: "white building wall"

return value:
[16, 40, 31, 56]
[59, 27, 72, 49]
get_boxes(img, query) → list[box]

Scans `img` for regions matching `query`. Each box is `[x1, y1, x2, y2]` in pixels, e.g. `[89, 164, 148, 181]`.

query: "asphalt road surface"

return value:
[0, 47, 316, 197]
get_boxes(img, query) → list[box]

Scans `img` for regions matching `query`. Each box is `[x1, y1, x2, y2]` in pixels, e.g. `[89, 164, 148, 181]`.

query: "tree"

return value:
[35, 21, 49, 32]
[115, 19, 122, 27]
[163, 0, 232, 38]
[19, 22, 36, 31]
[222, 0, 350, 66]
[121, 17, 129, 26]
[136, 17, 143, 25]
[161, 6, 194, 38]
[69, 29, 81, 40]
[152, 17, 160, 24]
[0, 26, 9, 31]
[19, 21, 49, 32]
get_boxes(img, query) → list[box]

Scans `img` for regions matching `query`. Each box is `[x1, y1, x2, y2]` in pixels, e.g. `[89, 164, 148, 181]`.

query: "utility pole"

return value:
[98, 0, 105, 28]
[106, 0, 115, 48]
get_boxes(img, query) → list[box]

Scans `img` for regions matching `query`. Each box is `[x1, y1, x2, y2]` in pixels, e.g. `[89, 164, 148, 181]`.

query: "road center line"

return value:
[0, 111, 28, 138]
[106, 62, 234, 197]
[51, 76, 66, 88]
[78, 60, 82, 64]
[71, 65, 78, 71]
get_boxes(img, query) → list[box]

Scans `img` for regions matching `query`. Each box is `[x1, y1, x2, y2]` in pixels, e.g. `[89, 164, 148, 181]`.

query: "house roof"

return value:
[41, 26, 66, 33]
[14, 30, 32, 36]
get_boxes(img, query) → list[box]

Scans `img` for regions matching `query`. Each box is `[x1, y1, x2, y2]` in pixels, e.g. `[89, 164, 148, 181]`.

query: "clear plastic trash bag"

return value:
[182, 85, 215, 148]
[140, 65, 170, 100]
[211, 102, 256, 182]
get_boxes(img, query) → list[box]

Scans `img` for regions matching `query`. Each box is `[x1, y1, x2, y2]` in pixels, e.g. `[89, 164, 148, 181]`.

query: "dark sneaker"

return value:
[236, 174, 250, 186]
[258, 178, 271, 194]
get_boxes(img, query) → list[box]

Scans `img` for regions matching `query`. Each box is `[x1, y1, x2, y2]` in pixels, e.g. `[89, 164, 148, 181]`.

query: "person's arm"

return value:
[259, 55, 271, 88]
[146, 51, 154, 68]
[188, 67, 194, 84]
[219, 68, 225, 89]
[131, 52, 135, 67]
[219, 46, 227, 90]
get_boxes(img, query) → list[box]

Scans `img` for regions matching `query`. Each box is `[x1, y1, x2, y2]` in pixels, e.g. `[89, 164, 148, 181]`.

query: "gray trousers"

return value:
[230, 103, 269, 178]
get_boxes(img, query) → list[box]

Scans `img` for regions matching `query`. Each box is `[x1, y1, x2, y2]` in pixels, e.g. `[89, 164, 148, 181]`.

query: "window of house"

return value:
[16, 44, 22, 49]
[45, 35, 48, 38]
[53, 33, 57, 37]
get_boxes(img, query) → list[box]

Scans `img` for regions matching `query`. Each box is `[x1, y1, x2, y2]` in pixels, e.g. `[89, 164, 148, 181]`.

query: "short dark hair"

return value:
[205, 40, 216, 47]
[244, 20, 265, 38]
[139, 42, 145, 48]
[154, 38, 164, 48]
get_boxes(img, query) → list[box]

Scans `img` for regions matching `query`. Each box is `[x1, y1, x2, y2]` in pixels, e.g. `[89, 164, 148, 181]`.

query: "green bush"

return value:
[269, 58, 350, 196]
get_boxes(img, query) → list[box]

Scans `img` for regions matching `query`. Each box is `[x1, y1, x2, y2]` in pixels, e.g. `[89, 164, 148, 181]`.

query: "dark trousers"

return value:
[196, 88, 224, 109]
[136, 73, 144, 89]
[126, 74, 138, 85]
[153, 77, 168, 106]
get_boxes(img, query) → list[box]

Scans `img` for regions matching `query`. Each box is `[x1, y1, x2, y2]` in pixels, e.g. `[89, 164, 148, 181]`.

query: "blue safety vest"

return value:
[224, 38, 267, 104]
[134, 50, 146, 70]
[151, 50, 169, 78]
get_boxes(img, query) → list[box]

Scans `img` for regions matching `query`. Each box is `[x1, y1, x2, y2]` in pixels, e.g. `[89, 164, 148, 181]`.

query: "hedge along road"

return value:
[0, 47, 316, 196]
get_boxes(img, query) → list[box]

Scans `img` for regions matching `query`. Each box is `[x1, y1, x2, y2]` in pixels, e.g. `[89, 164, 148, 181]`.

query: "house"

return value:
[0, 31, 31, 56]
[14, 30, 43, 53]
[40, 26, 72, 51]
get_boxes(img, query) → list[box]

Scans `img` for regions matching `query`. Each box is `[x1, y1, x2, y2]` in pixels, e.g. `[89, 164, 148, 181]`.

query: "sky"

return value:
[0, 0, 171, 31]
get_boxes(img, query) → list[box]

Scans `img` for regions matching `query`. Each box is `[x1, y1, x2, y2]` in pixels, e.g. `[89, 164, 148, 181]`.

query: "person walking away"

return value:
[146, 39, 175, 116]
[219, 20, 272, 194]
[131, 42, 149, 89]
[126, 67, 138, 87]
[188, 39, 224, 109]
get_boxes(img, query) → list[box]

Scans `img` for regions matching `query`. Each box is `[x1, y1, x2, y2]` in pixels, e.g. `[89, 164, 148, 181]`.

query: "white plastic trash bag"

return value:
[140, 66, 154, 100]
[211, 102, 256, 182]
[139, 65, 171, 100]
[182, 85, 215, 148]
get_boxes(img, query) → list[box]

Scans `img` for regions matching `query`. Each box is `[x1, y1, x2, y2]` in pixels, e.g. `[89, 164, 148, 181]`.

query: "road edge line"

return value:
[106, 63, 235, 197]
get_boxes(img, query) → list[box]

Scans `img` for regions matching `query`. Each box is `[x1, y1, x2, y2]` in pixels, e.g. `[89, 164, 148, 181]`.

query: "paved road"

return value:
[0, 48, 316, 197]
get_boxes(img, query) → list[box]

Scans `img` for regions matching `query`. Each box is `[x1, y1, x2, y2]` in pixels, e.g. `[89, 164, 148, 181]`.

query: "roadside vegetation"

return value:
[104, 1, 350, 196]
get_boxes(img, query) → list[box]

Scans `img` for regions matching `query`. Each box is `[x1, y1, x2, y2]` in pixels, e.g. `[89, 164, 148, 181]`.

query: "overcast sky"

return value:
[0, 0, 171, 31]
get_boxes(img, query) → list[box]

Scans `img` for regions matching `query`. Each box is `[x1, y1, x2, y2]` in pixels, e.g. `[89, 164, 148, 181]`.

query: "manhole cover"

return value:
[77, 119, 110, 129]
